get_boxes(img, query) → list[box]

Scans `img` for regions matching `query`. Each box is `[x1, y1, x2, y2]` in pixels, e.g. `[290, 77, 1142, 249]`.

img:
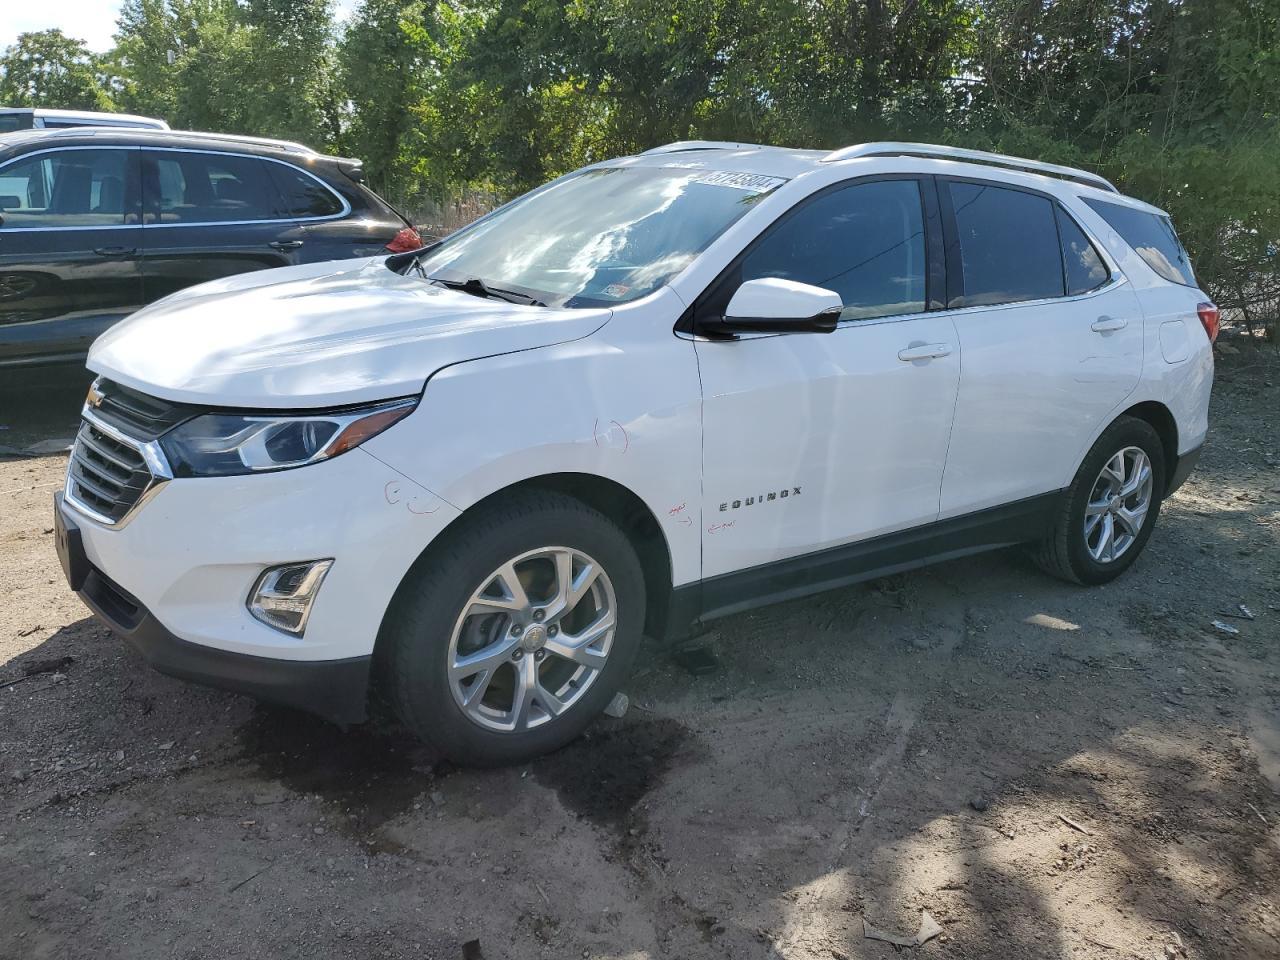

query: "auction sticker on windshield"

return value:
[691, 171, 788, 192]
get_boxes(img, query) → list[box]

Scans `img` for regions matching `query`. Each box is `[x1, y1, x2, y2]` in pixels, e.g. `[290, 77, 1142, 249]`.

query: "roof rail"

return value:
[821, 142, 1118, 193]
[167, 129, 318, 155]
[641, 141, 763, 155]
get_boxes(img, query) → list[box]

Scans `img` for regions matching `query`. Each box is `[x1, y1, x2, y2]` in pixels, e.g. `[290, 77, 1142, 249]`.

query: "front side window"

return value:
[737, 179, 927, 321]
[1083, 197, 1195, 286]
[417, 166, 786, 307]
[0, 149, 130, 227]
[947, 181, 1063, 307]
[143, 151, 279, 224]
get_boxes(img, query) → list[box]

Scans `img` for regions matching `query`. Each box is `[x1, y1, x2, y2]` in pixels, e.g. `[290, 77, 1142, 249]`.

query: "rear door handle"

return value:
[269, 240, 304, 251]
[93, 246, 136, 259]
[1091, 315, 1128, 332]
[898, 342, 952, 362]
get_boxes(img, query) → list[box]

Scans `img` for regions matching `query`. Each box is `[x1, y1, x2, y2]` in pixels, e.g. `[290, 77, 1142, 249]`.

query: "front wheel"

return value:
[1033, 416, 1166, 585]
[381, 490, 645, 766]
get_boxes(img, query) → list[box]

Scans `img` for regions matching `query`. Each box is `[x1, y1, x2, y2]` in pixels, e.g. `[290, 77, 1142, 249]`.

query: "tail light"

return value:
[385, 227, 423, 253]
[1196, 302, 1220, 343]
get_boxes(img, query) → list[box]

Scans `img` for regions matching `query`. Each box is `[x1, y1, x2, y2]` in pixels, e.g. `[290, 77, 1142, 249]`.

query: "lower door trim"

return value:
[672, 490, 1065, 627]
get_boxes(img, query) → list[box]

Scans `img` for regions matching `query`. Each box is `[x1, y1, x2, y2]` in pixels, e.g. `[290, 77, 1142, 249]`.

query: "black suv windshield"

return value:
[417, 166, 786, 307]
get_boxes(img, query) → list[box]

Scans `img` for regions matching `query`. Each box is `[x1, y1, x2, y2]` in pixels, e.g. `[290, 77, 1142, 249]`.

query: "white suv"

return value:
[55, 141, 1215, 764]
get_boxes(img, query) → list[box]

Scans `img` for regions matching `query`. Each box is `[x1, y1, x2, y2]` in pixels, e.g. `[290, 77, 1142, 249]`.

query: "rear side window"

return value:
[1083, 198, 1195, 286]
[739, 178, 927, 321]
[143, 151, 280, 224]
[1055, 207, 1109, 295]
[0, 149, 131, 227]
[945, 181, 1063, 307]
[267, 162, 344, 218]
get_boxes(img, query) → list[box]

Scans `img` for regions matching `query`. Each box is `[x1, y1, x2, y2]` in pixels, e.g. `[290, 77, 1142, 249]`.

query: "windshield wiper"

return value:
[429, 275, 546, 307]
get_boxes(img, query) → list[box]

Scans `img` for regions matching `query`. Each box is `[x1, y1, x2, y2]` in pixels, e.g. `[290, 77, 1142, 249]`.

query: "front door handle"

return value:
[898, 342, 952, 362]
[93, 246, 136, 259]
[1091, 315, 1128, 332]
[269, 240, 304, 251]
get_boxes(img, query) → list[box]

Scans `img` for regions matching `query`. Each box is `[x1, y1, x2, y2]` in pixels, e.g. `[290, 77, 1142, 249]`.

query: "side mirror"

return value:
[714, 278, 842, 335]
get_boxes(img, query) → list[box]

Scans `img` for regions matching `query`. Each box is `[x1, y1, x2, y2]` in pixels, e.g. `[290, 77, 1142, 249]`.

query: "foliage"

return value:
[2, 0, 1278, 333]
[111, 0, 337, 144]
[0, 30, 116, 111]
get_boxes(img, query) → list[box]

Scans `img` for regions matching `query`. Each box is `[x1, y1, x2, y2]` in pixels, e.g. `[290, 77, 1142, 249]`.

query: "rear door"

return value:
[937, 178, 1144, 517]
[137, 149, 308, 303]
[268, 160, 402, 260]
[0, 146, 144, 365]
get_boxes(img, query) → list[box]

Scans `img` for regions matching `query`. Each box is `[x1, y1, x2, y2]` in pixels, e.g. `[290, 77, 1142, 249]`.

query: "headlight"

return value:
[160, 398, 416, 478]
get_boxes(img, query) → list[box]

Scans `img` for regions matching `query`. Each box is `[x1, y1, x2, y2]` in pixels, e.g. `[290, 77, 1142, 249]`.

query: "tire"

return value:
[1033, 416, 1166, 585]
[380, 489, 645, 766]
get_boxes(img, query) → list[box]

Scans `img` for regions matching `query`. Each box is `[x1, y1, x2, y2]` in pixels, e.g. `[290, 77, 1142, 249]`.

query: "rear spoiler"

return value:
[334, 158, 366, 183]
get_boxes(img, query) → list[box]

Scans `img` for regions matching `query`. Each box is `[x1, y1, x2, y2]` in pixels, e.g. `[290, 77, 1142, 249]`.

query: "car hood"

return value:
[88, 257, 613, 408]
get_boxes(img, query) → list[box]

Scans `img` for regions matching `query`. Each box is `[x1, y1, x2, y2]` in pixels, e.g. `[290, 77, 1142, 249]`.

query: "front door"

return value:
[694, 177, 960, 579]
[0, 146, 143, 365]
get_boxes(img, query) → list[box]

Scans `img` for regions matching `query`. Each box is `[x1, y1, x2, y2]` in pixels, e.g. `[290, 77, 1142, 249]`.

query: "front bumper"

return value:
[58, 491, 372, 724]
[55, 444, 461, 721]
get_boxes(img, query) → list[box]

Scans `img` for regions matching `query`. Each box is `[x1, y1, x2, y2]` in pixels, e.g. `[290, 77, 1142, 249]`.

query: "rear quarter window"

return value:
[1083, 198, 1196, 287]
[266, 162, 344, 218]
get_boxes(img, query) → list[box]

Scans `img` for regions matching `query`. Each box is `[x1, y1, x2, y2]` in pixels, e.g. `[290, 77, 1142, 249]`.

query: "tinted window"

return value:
[947, 182, 1063, 307]
[144, 152, 279, 224]
[1083, 197, 1195, 286]
[267, 162, 343, 218]
[0, 149, 130, 227]
[1056, 207, 1109, 295]
[0, 115, 25, 133]
[739, 179, 926, 321]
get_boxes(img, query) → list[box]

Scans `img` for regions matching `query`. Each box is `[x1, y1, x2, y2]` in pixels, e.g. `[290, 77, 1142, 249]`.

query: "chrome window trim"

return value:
[63, 405, 174, 530]
[0, 144, 350, 233]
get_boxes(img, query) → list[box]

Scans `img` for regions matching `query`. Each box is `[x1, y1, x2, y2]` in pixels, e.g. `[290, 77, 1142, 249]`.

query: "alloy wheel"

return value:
[1084, 446, 1154, 563]
[446, 546, 617, 732]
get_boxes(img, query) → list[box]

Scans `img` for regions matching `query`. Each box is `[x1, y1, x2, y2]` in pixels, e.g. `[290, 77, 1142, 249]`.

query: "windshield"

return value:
[416, 166, 786, 307]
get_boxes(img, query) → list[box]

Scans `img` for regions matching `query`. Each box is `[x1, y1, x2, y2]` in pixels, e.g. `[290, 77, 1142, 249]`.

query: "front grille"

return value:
[67, 419, 155, 523]
[90, 378, 194, 440]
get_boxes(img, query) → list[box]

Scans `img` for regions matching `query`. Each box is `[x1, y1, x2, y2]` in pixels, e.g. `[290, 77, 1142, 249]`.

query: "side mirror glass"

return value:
[715, 277, 842, 335]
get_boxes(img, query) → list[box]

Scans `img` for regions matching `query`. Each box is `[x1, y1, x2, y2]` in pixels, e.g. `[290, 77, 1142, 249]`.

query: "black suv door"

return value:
[0, 146, 144, 366]
[137, 149, 309, 302]
[264, 160, 392, 260]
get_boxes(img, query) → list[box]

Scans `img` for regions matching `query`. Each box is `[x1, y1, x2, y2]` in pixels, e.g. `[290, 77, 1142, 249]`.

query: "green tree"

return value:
[114, 0, 337, 146]
[0, 30, 116, 110]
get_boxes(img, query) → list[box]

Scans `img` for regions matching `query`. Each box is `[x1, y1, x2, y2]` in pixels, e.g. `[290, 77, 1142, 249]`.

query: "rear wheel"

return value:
[381, 490, 645, 766]
[1033, 416, 1166, 585]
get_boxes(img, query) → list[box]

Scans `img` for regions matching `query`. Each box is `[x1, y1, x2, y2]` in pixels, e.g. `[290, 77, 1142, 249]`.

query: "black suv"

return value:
[0, 128, 417, 367]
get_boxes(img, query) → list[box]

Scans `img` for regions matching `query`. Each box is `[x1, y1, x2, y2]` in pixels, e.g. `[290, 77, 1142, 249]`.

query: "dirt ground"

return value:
[2, 345, 1278, 960]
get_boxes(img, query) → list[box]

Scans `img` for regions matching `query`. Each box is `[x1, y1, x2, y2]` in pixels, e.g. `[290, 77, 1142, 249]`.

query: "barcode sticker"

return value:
[691, 171, 788, 193]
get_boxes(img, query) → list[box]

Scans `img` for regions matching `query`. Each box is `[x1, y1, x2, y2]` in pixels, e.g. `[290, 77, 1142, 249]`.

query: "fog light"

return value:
[247, 560, 333, 635]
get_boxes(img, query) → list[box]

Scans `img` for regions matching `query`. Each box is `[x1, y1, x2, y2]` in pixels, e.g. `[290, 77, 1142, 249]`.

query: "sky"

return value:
[0, 0, 358, 54]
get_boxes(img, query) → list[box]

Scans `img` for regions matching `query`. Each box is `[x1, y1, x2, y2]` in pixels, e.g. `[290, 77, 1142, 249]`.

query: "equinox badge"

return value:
[720, 487, 802, 512]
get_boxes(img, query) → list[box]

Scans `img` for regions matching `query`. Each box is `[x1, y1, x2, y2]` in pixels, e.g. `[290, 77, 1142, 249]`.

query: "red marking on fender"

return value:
[384, 481, 402, 505]
[668, 501, 687, 515]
